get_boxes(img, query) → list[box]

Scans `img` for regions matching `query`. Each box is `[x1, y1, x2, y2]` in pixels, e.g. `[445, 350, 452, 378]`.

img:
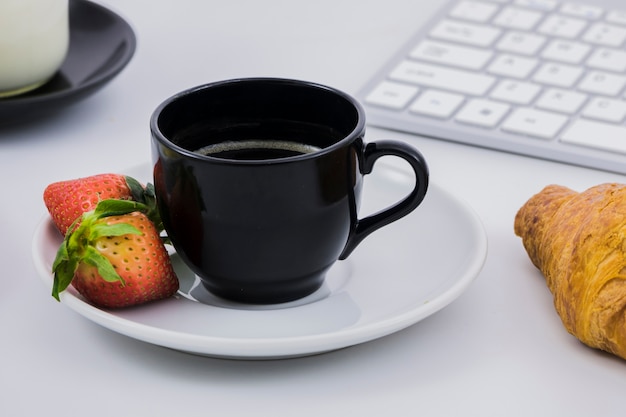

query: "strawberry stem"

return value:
[124, 176, 163, 232]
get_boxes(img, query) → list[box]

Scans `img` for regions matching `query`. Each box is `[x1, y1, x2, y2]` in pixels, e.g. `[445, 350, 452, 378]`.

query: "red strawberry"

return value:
[52, 199, 178, 308]
[43, 174, 159, 236]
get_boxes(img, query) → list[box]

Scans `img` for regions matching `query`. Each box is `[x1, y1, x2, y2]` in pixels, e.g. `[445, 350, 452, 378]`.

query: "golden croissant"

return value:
[514, 183, 626, 360]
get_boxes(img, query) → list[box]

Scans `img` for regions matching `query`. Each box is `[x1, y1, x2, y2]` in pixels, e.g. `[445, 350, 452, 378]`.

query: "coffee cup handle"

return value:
[339, 140, 429, 260]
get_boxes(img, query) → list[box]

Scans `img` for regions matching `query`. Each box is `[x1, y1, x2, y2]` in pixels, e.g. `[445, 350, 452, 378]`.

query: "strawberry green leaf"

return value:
[144, 182, 156, 199]
[82, 246, 125, 284]
[93, 199, 148, 218]
[143, 183, 158, 212]
[51, 243, 78, 301]
[141, 183, 163, 231]
[88, 222, 141, 241]
[125, 176, 146, 203]
[51, 238, 69, 272]
[52, 261, 78, 301]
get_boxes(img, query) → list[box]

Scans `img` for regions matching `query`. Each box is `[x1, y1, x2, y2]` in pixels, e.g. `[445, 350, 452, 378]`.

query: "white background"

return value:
[2, 1, 625, 416]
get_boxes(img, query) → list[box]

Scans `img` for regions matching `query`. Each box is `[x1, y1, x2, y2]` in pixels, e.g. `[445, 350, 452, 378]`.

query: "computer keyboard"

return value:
[357, 0, 626, 174]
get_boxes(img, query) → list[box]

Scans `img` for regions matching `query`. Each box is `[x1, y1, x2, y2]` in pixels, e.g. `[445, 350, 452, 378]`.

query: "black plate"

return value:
[0, 0, 136, 124]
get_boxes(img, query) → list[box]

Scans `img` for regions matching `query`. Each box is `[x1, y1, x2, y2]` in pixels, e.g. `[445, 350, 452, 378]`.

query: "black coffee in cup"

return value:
[175, 116, 344, 161]
[195, 140, 322, 160]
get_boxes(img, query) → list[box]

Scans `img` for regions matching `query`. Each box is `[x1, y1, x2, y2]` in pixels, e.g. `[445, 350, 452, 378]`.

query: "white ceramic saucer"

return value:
[32, 161, 487, 359]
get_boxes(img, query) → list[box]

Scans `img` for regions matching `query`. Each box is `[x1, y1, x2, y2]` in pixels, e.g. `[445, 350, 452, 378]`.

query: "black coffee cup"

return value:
[150, 78, 429, 304]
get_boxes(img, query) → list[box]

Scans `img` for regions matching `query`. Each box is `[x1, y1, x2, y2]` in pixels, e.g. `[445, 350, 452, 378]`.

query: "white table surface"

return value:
[3, 1, 626, 416]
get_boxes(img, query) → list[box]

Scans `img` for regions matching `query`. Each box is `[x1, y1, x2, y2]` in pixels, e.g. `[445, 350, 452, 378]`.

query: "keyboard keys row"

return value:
[412, 36, 626, 73]
[496, 33, 626, 68]
[366, 78, 626, 122]
[388, 58, 626, 97]
[431, 14, 626, 48]
[365, 77, 626, 155]
[461, 0, 624, 25]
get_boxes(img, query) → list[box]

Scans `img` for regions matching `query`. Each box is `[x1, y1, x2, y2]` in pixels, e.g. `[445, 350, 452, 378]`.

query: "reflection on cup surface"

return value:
[0, 0, 69, 98]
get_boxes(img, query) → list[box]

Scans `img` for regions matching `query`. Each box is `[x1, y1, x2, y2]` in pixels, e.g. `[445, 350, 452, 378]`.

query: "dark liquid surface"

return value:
[195, 140, 322, 160]
[173, 120, 345, 160]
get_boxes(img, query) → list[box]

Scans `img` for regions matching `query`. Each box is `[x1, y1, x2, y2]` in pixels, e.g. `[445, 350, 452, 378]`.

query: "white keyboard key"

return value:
[581, 97, 626, 122]
[540, 39, 591, 63]
[493, 6, 543, 30]
[535, 88, 587, 113]
[577, 71, 626, 96]
[502, 108, 568, 139]
[586, 47, 626, 72]
[606, 10, 626, 26]
[487, 53, 539, 78]
[409, 90, 465, 118]
[514, 0, 557, 11]
[538, 15, 587, 38]
[532, 62, 583, 87]
[409, 40, 493, 70]
[365, 81, 420, 109]
[389, 61, 496, 95]
[429, 19, 502, 47]
[582, 23, 626, 46]
[496, 31, 547, 55]
[560, 3, 604, 20]
[455, 99, 510, 127]
[561, 119, 626, 154]
[449, 1, 500, 22]
[489, 79, 542, 104]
